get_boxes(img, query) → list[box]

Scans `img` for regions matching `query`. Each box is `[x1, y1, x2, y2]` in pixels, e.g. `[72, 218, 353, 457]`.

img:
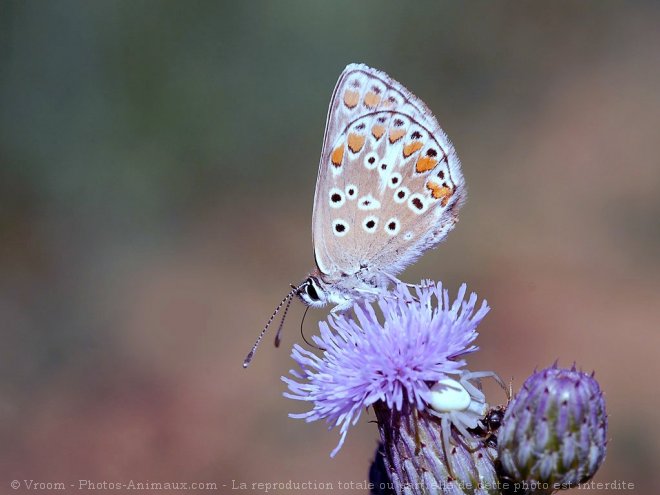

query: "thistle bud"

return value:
[497, 365, 608, 490]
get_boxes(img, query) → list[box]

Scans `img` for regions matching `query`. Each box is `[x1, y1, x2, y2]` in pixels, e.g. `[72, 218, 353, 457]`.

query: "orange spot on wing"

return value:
[427, 181, 454, 205]
[343, 90, 359, 109]
[415, 156, 438, 173]
[364, 91, 381, 108]
[347, 133, 365, 153]
[389, 129, 406, 143]
[403, 141, 423, 157]
[372, 125, 385, 140]
[331, 145, 344, 167]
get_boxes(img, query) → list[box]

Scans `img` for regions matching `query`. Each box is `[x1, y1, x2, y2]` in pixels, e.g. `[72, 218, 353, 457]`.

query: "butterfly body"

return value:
[243, 63, 465, 367]
[298, 267, 390, 313]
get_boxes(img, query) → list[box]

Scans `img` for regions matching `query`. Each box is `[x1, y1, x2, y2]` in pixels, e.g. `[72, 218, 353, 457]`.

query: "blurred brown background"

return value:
[1, 1, 659, 494]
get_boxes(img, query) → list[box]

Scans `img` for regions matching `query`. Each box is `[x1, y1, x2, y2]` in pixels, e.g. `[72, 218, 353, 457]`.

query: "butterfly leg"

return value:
[329, 301, 354, 316]
[380, 273, 435, 296]
[381, 271, 407, 288]
[353, 286, 382, 298]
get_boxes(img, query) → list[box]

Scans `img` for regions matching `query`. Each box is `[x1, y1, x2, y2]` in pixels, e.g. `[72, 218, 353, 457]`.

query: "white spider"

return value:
[427, 370, 505, 455]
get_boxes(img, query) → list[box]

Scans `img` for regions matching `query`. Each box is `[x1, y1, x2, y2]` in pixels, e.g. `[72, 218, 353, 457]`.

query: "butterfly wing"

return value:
[312, 64, 465, 282]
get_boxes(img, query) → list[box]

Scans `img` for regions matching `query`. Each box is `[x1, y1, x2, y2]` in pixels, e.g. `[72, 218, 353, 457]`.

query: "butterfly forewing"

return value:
[312, 64, 465, 281]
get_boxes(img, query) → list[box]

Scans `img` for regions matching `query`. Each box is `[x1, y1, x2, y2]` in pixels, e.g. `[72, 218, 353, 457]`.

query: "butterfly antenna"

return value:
[243, 286, 298, 368]
[273, 287, 296, 348]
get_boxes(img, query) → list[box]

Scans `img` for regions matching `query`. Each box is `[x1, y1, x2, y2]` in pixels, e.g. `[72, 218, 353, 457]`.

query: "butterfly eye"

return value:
[306, 279, 320, 301]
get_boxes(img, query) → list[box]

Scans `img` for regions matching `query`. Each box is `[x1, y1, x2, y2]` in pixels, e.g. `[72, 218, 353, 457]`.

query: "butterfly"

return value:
[244, 63, 465, 367]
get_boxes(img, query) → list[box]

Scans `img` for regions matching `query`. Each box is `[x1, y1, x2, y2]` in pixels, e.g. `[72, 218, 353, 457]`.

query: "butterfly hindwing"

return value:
[312, 64, 465, 281]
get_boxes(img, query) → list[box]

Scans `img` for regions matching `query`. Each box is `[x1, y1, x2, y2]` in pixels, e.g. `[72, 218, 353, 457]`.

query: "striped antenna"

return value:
[274, 285, 297, 348]
[243, 285, 299, 368]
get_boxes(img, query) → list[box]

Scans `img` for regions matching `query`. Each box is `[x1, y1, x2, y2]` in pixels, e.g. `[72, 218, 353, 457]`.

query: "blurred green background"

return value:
[1, 1, 659, 493]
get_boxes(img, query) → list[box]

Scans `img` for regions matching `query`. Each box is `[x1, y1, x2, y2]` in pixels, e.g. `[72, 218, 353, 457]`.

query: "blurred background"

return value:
[1, 1, 659, 493]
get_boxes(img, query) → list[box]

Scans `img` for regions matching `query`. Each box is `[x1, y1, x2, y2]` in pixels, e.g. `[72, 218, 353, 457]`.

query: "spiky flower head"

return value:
[372, 403, 503, 495]
[497, 364, 608, 489]
[282, 281, 489, 457]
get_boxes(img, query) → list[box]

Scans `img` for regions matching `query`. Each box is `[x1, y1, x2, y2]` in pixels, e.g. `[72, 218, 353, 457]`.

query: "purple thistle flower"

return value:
[282, 281, 489, 457]
[498, 364, 608, 489]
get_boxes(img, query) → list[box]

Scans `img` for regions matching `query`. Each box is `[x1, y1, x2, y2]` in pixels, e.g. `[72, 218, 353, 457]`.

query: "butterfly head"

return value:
[297, 275, 329, 308]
